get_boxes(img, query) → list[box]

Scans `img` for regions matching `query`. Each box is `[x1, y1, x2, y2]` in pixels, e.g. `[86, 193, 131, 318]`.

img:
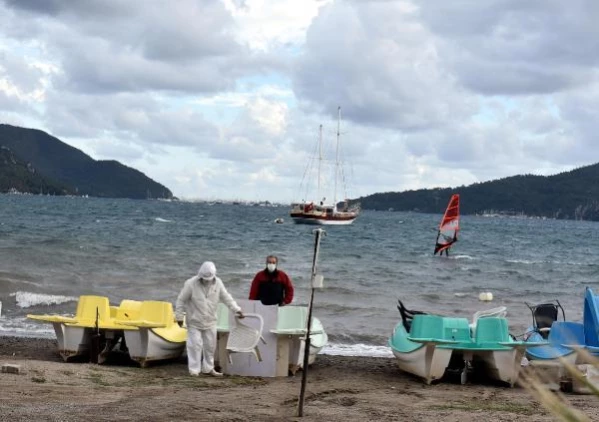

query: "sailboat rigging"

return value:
[434, 194, 460, 256]
[289, 107, 360, 225]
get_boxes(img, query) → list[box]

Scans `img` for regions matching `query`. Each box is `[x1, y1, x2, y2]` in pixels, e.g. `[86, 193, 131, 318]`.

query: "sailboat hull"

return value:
[290, 214, 357, 225]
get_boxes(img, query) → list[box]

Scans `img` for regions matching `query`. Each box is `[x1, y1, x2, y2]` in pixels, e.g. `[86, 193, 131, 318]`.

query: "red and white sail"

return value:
[434, 194, 460, 255]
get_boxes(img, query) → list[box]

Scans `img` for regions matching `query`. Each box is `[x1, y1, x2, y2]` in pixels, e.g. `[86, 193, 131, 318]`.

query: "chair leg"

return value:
[254, 347, 262, 362]
[228, 352, 233, 365]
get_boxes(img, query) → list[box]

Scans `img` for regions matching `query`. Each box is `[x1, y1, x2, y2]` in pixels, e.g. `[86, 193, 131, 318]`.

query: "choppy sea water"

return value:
[1, 194, 598, 357]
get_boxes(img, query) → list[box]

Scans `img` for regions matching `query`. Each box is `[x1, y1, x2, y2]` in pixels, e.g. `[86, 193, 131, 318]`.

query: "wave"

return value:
[452, 255, 474, 260]
[155, 217, 173, 223]
[0, 274, 43, 295]
[317, 303, 380, 315]
[322, 343, 393, 358]
[0, 317, 55, 337]
[506, 259, 546, 265]
[10, 291, 77, 308]
[326, 331, 388, 345]
[506, 258, 593, 267]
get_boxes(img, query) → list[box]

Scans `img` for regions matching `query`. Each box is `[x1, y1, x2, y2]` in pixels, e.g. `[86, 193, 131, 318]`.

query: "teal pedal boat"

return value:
[389, 300, 539, 386]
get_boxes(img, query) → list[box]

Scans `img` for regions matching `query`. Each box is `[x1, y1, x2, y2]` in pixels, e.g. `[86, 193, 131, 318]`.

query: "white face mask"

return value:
[266, 263, 277, 273]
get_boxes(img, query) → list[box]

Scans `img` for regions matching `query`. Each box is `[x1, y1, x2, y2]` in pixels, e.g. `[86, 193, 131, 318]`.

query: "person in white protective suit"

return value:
[175, 261, 244, 377]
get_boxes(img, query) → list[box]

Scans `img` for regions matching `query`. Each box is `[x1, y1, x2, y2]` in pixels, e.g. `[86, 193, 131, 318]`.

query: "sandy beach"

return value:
[0, 337, 598, 421]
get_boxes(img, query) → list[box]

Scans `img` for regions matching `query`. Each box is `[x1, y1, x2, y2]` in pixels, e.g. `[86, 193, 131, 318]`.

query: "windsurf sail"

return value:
[434, 194, 460, 255]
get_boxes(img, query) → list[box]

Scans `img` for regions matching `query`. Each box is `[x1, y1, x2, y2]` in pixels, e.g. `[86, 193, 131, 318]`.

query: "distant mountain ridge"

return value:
[0, 124, 172, 199]
[0, 146, 74, 195]
[353, 163, 599, 221]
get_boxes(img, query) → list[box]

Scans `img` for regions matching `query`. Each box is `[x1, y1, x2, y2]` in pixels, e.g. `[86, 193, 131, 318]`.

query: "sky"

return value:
[1, 0, 598, 203]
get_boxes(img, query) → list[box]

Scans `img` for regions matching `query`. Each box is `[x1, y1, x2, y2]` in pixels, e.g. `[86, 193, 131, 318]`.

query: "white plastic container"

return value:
[478, 292, 494, 302]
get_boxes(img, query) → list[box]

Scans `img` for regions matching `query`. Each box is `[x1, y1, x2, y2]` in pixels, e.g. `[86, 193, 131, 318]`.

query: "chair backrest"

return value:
[397, 299, 426, 333]
[138, 301, 175, 326]
[549, 321, 585, 346]
[472, 306, 507, 326]
[410, 314, 444, 339]
[226, 313, 264, 351]
[474, 317, 510, 343]
[442, 317, 471, 342]
[584, 289, 599, 347]
[277, 306, 308, 331]
[75, 295, 111, 322]
[526, 301, 564, 339]
[216, 303, 230, 331]
[115, 300, 142, 320]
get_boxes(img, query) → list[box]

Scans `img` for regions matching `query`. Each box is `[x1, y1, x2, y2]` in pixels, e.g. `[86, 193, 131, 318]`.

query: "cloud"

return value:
[0, 0, 260, 95]
[42, 90, 220, 151]
[417, 0, 599, 95]
[223, 0, 331, 51]
[293, 0, 474, 131]
[1, 0, 599, 202]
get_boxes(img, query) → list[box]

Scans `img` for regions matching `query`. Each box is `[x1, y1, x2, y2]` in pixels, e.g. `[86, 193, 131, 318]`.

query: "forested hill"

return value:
[0, 146, 74, 195]
[0, 124, 173, 199]
[354, 163, 599, 221]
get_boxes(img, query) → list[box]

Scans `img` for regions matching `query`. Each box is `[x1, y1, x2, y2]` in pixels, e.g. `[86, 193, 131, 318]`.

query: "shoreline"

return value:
[2, 336, 599, 421]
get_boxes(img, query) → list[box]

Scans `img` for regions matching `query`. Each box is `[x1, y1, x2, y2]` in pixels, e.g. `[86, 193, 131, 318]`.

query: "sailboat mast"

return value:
[317, 124, 323, 202]
[333, 106, 341, 210]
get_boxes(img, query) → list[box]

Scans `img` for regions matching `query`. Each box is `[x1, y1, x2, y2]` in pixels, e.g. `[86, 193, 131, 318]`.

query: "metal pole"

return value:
[91, 306, 100, 364]
[297, 228, 325, 417]
[333, 107, 341, 211]
[317, 124, 322, 203]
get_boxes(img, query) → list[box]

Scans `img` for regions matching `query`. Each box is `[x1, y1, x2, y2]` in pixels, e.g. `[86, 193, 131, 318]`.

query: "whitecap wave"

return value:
[453, 255, 474, 260]
[0, 317, 55, 337]
[321, 343, 393, 358]
[10, 291, 77, 308]
[155, 217, 172, 223]
[454, 292, 468, 298]
[506, 259, 553, 265]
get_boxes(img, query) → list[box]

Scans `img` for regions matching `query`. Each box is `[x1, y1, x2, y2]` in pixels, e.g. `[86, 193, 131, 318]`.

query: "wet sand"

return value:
[1, 336, 598, 421]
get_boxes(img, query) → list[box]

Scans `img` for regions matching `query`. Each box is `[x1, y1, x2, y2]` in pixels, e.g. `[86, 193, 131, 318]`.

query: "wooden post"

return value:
[297, 228, 325, 417]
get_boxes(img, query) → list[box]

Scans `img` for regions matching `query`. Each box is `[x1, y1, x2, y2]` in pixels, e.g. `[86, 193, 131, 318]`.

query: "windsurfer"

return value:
[434, 194, 460, 257]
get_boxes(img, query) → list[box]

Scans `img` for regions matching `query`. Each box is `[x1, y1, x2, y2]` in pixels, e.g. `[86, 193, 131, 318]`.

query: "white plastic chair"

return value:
[469, 306, 507, 335]
[226, 313, 266, 364]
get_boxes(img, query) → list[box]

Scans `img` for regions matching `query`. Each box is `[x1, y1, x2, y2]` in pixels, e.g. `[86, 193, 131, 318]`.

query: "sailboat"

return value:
[289, 107, 360, 225]
[434, 194, 460, 255]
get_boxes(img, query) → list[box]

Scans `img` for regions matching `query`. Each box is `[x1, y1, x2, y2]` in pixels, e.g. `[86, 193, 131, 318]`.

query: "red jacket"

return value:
[249, 269, 294, 306]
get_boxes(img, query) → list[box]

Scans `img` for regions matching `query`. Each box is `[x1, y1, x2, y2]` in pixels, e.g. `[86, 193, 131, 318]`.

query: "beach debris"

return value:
[478, 292, 494, 302]
[2, 364, 22, 374]
[567, 364, 599, 395]
[525, 360, 562, 392]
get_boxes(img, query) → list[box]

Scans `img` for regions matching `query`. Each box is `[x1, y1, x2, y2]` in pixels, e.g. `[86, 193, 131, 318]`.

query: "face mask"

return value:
[267, 263, 277, 273]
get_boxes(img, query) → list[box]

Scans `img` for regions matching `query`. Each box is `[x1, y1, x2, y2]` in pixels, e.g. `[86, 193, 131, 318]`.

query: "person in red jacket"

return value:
[249, 255, 294, 306]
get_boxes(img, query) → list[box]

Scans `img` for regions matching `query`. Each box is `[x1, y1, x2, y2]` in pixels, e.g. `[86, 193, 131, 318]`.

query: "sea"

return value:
[1, 194, 598, 357]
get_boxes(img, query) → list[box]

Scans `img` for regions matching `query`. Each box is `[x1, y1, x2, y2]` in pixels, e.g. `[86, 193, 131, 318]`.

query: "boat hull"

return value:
[288, 317, 328, 369]
[389, 318, 526, 386]
[289, 201, 359, 225]
[391, 342, 453, 384]
[466, 348, 524, 386]
[290, 215, 356, 225]
[52, 323, 91, 361]
[124, 328, 186, 367]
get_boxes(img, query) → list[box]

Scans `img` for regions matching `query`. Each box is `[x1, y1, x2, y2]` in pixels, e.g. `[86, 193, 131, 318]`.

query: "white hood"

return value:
[175, 263, 240, 330]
